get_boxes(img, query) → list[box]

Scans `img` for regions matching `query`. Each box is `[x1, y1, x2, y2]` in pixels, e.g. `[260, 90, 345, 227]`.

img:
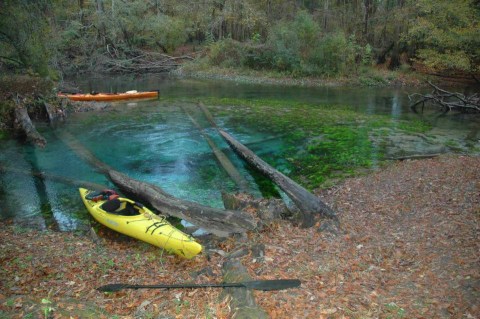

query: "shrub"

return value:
[208, 39, 246, 68]
[306, 32, 357, 76]
[267, 23, 302, 72]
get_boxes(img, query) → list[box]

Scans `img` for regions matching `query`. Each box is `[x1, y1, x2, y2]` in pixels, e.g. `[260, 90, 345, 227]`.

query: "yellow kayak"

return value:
[79, 188, 202, 259]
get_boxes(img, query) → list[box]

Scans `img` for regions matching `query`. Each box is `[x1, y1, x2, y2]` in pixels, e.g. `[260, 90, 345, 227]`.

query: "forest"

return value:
[0, 0, 479, 81]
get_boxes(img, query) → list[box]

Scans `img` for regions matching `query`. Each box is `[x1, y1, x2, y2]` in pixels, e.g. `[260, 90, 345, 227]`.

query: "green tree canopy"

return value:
[407, 0, 480, 75]
[0, 0, 53, 76]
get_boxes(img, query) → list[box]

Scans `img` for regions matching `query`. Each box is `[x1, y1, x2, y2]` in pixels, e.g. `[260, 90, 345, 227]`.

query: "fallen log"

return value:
[13, 94, 46, 147]
[218, 130, 337, 227]
[109, 170, 257, 237]
[43, 101, 66, 124]
[197, 102, 337, 226]
[56, 130, 257, 237]
[181, 105, 250, 192]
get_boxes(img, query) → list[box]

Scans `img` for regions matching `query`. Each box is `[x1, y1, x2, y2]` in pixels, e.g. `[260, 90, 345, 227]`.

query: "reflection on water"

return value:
[1, 75, 478, 230]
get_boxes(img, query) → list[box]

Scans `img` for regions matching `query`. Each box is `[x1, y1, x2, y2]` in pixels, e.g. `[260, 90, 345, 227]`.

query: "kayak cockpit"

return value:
[101, 198, 144, 216]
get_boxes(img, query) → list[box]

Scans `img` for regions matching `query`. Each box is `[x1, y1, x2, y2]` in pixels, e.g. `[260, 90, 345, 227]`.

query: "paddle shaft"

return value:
[128, 282, 246, 289]
[98, 279, 301, 292]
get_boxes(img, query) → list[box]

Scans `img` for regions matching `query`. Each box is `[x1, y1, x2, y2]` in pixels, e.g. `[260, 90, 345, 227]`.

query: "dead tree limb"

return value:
[196, 102, 337, 227]
[180, 105, 250, 192]
[104, 50, 194, 73]
[387, 153, 441, 161]
[218, 130, 337, 227]
[56, 130, 257, 237]
[409, 82, 480, 113]
[13, 94, 46, 147]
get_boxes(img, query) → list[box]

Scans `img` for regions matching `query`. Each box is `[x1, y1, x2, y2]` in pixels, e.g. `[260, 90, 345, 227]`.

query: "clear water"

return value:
[1, 75, 478, 230]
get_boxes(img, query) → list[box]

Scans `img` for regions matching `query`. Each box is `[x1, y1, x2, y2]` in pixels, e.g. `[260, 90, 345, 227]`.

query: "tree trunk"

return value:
[13, 95, 46, 147]
[218, 129, 337, 227]
[181, 105, 250, 192]
[108, 170, 257, 237]
[196, 102, 337, 226]
[55, 130, 257, 237]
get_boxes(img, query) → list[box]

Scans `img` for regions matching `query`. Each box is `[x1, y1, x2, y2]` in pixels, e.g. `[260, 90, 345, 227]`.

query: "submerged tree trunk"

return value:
[196, 102, 337, 227]
[218, 130, 337, 227]
[181, 105, 250, 192]
[56, 130, 257, 237]
[0, 165, 107, 190]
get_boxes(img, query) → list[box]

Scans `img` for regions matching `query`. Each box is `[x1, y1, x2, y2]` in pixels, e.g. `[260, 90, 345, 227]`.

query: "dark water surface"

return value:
[1, 75, 478, 230]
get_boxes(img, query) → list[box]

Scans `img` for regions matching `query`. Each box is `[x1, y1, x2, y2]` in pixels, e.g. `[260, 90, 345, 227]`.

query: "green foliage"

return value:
[241, 12, 361, 76]
[305, 33, 357, 76]
[208, 39, 246, 68]
[266, 20, 302, 72]
[0, 0, 53, 76]
[112, 2, 188, 52]
[1, 0, 475, 78]
[406, 0, 480, 73]
[363, 44, 373, 66]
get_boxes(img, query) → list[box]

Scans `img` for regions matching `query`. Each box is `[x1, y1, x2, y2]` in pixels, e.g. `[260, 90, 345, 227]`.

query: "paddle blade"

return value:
[97, 284, 130, 292]
[242, 279, 301, 291]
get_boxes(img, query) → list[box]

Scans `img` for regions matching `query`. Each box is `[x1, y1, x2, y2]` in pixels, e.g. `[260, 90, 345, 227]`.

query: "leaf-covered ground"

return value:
[1, 155, 479, 318]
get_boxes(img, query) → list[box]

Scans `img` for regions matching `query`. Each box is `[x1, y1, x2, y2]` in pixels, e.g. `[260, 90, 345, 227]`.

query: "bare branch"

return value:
[409, 82, 480, 114]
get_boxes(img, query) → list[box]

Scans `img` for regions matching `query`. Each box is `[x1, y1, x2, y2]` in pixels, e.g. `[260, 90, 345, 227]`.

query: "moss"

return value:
[196, 97, 431, 189]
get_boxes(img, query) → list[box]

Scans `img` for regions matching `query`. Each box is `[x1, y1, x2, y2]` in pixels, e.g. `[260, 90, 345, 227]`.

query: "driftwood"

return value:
[219, 130, 336, 227]
[197, 102, 337, 226]
[409, 82, 480, 113]
[104, 50, 193, 73]
[108, 170, 257, 237]
[387, 153, 441, 161]
[181, 105, 250, 192]
[12, 94, 46, 147]
[56, 130, 257, 237]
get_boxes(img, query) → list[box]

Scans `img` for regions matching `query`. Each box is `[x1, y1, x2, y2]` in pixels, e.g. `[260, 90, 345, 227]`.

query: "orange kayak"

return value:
[58, 90, 159, 101]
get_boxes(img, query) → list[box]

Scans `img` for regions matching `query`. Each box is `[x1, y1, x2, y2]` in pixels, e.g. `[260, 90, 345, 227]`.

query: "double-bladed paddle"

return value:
[97, 279, 301, 292]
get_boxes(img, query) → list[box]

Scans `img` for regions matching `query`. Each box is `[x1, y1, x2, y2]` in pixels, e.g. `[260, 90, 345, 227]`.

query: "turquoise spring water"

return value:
[0, 75, 478, 230]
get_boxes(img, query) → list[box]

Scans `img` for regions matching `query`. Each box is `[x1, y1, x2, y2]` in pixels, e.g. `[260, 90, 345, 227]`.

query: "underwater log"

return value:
[56, 130, 257, 237]
[181, 104, 250, 192]
[218, 129, 337, 227]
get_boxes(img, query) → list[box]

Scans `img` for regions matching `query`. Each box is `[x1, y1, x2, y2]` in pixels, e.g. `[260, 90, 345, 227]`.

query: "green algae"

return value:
[196, 97, 431, 189]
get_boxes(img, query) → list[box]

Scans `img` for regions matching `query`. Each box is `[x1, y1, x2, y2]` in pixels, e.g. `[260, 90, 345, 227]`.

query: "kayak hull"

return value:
[59, 91, 159, 101]
[79, 188, 202, 259]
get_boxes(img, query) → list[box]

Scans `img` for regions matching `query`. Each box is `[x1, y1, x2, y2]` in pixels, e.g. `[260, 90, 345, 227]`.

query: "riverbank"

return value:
[173, 63, 426, 88]
[1, 154, 478, 318]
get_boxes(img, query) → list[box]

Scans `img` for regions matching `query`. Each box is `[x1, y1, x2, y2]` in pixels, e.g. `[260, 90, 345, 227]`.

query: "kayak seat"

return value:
[121, 203, 141, 216]
[101, 198, 121, 212]
[101, 199, 141, 216]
